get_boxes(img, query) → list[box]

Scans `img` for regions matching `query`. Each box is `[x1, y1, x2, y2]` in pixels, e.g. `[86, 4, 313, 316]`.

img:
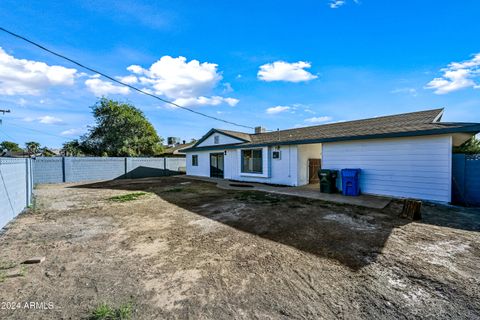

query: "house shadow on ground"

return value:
[114, 166, 182, 180]
[69, 177, 479, 271]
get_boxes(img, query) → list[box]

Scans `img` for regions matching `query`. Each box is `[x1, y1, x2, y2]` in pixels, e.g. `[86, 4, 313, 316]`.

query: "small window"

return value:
[241, 149, 263, 174]
[192, 155, 198, 166]
[272, 151, 281, 159]
[214, 136, 220, 144]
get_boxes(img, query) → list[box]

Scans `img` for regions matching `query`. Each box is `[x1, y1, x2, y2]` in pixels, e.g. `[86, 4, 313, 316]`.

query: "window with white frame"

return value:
[192, 155, 198, 166]
[241, 149, 263, 174]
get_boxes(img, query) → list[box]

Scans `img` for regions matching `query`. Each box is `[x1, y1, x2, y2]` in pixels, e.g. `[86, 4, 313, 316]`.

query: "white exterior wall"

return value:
[186, 145, 299, 186]
[186, 151, 211, 178]
[322, 135, 453, 202]
[197, 133, 244, 147]
[296, 143, 322, 186]
[226, 146, 298, 185]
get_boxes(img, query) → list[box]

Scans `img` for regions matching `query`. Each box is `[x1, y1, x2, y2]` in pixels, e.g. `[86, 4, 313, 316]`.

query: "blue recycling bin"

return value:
[341, 169, 361, 196]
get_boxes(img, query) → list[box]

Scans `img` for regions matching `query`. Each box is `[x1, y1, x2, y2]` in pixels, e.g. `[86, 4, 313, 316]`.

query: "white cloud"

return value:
[223, 82, 233, 93]
[390, 87, 417, 96]
[117, 75, 138, 84]
[224, 97, 240, 106]
[126, 56, 238, 107]
[38, 115, 63, 125]
[266, 106, 291, 114]
[425, 53, 480, 94]
[172, 96, 239, 107]
[329, 0, 360, 9]
[0, 48, 237, 107]
[290, 103, 316, 114]
[18, 98, 27, 106]
[330, 0, 345, 8]
[304, 116, 332, 123]
[23, 115, 64, 125]
[85, 76, 130, 96]
[126, 65, 144, 74]
[61, 127, 87, 136]
[257, 61, 317, 82]
[0, 47, 77, 96]
[304, 108, 316, 114]
[135, 56, 221, 97]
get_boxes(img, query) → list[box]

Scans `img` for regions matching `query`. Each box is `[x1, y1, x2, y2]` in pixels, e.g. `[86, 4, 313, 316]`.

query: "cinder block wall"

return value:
[1, 156, 185, 229]
[31, 157, 63, 183]
[33, 157, 186, 184]
[0, 158, 33, 229]
[66, 157, 125, 182]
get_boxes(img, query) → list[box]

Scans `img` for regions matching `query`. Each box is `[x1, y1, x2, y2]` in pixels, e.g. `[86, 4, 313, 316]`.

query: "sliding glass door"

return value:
[210, 153, 224, 178]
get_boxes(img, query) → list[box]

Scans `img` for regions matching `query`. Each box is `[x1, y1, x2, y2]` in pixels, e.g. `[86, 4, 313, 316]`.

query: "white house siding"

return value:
[322, 135, 452, 202]
[186, 151, 211, 178]
[226, 146, 298, 185]
[186, 145, 299, 186]
[197, 133, 244, 147]
[296, 143, 322, 186]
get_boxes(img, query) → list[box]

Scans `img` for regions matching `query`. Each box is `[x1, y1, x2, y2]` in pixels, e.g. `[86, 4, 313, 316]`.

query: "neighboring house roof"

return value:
[1, 150, 29, 157]
[186, 108, 480, 152]
[49, 149, 62, 155]
[162, 142, 195, 154]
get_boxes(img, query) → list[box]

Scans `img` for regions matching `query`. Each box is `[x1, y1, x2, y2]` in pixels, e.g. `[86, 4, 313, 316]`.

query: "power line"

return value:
[0, 27, 255, 130]
[0, 108, 67, 142]
[0, 128, 16, 141]
[8, 122, 67, 139]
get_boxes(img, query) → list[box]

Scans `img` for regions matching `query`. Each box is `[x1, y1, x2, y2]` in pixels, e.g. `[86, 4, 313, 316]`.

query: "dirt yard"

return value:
[0, 176, 479, 319]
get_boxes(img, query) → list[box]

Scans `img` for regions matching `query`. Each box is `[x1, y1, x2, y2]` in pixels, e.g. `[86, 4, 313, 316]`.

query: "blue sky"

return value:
[0, 0, 479, 148]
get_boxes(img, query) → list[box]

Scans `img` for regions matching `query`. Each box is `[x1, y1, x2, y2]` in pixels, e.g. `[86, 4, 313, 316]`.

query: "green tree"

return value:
[25, 141, 41, 156]
[0, 141, 22, 152]
[454, 136, 480, 154]
[62, 139, 83, 156]
[81, 98, 163, 156]
[40, 147, 56, 157]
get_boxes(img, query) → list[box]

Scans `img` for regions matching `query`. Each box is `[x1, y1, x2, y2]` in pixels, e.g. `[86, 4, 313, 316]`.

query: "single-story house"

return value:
[184, 108, 480, 202]
[160, 141, 196, 157]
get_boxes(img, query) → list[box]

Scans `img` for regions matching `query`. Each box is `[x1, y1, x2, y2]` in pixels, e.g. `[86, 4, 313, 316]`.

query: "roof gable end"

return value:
[192, 128, 251, 148]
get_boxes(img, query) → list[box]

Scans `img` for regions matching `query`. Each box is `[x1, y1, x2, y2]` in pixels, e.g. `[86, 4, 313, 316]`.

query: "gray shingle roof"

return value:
[250, 108, 445, 144]
[162, 142, 196, 154]
[187, 108, 480, 151]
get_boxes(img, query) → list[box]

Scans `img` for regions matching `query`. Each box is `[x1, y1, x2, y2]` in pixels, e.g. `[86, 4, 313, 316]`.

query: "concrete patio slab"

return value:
[181, 175, 391, 209]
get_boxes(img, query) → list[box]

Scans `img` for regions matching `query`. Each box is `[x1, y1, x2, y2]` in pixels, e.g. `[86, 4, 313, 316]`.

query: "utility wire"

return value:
[8, 122, 67, 139]
[0, 127, 16, 141]
[0, 27, 255, 130]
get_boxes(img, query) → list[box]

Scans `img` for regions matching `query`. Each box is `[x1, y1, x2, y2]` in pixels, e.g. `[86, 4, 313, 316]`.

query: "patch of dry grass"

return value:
[108, 192, 147, 202]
